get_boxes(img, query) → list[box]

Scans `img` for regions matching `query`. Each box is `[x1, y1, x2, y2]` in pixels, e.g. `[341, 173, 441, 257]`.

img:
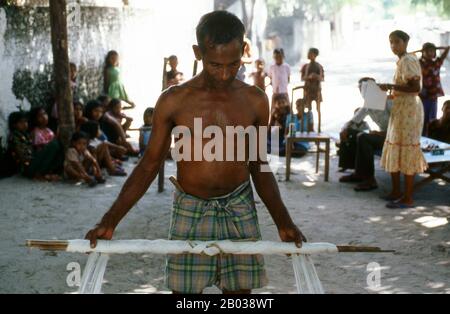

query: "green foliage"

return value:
[411, 0, 450, 16]
[266, 0, 359, 19]
[267, 0, 450, 18]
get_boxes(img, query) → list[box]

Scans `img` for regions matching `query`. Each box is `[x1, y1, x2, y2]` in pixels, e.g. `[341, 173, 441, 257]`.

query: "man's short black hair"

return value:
[8, 111, 28, 131]
[196, 11, 245, 53]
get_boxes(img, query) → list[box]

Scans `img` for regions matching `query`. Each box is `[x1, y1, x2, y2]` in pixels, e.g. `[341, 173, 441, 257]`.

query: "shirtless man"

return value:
[86, 11, 306, 295]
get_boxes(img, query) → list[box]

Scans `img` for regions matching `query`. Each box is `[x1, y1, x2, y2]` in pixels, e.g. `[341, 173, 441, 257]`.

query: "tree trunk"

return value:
[49, 0, 74, 150]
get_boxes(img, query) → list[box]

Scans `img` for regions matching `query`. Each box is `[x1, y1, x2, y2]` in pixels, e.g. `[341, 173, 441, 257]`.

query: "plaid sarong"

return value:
[165, 181, 268, 293]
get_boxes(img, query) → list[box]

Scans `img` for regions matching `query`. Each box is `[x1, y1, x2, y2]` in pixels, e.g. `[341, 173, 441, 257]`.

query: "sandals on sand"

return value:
[386, 202, 415, 209]
[380, 195, 403, 202]
[339, 174, 364, 183]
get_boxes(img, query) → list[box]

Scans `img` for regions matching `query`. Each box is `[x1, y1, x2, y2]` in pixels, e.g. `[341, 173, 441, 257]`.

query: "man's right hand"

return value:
[85, 219, 116, 248]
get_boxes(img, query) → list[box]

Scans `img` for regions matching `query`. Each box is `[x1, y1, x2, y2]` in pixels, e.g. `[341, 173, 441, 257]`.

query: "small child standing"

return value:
[419, 43, 450, 135]
[301, 48, 325, 132]
[249, 59, 268, 92]
[103, 50, 136, 110]
[269, 49, 291, 108]
[64, 132, 106, 187]
[139, 108, 154, 156]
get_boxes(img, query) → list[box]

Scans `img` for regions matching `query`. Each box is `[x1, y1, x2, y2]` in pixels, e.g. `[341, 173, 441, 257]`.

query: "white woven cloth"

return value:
[68, 240, 338, 256]
[74, 240, 333, 294]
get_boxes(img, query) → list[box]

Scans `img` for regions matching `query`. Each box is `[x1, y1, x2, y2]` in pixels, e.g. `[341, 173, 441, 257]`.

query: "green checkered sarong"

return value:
[165, 181, 267, 293]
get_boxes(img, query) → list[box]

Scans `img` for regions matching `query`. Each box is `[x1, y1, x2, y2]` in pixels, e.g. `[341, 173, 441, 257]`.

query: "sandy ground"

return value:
[0, 149, 448, 294]
[1, 41, 449, 294]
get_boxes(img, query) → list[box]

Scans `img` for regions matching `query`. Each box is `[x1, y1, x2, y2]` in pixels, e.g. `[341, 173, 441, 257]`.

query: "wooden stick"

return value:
[26, 240, 69, 251]
[26, 240, 395, 254]
[336, 246, 395, 253]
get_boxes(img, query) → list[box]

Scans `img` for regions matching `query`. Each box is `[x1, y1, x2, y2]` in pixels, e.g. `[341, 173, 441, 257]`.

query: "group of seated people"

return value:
[4, 96, 154, 187]
[338, 77, 450, 192]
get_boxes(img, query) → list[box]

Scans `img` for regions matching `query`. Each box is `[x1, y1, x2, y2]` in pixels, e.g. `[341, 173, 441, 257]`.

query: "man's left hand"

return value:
[278, 223, 307, 248]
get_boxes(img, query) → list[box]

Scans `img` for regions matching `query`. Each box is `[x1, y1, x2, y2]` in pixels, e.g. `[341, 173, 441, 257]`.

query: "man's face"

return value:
[198, 38, 243, 89]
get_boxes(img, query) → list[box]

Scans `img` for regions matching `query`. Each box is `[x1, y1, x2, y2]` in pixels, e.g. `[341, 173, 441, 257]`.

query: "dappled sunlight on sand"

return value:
[414, 216, 448, 229]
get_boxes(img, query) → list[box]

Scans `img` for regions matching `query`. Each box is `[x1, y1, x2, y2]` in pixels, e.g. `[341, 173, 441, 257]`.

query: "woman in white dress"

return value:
[378, 30, 428, 209]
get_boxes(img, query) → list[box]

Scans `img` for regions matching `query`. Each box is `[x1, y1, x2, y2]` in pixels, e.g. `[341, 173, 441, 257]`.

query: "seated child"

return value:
[97, 95, 112, 111]
[74, 100, 88, 132]
[29, 107, 56, 151]
[106, 98, 134, 133]
[84, 99, 128, 160]
[80, 121, 127, 177]
[139, 108, 154, 156]
[7, 111, 32, 175]
[249, 59, 268, 91]
[10, 110, 63, 181]
[103, 99, 139, 156]
[64, 132, 106, 187]
[284, 99, 314, 157]
[268, 96, 292, 156]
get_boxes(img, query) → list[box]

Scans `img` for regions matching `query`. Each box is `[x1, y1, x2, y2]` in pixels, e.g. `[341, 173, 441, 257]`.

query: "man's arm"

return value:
[439, 46, 450, 62]
[248, 89, 307, 247]
[85, 91, 175, 248]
